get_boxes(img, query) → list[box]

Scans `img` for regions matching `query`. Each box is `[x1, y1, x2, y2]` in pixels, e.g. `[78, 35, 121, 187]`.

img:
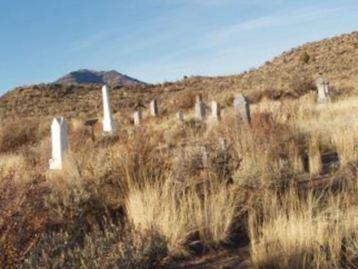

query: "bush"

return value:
[300, 51, 310, 63]
[20, 224, 168, 269]
[174, 91, 197, 110]
[288, 74, 315, 96]
[0, 120, 40, 153]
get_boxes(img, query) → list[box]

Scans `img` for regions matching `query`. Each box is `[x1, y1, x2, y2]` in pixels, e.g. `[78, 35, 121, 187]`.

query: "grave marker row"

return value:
[193, 94, 251, 124]
[103, 85, 159, 130]
[102, 85, 253, 128]
[50, 79, 335, 170]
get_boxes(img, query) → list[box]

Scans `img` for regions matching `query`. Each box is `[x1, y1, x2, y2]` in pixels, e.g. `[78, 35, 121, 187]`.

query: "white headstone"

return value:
[218, 137, 227, 151]
[49, 117, 68, 170]
[133, 111, 142, 126]
[233, 94, 251, 124]
[315, 78, 331, 103]
[195, 96, 206, 121]
[150, 98, 159, 117]
[177, 111, 184, 122]
[102, 85, 116, 134]
[201, 146, 209, 168]
[211, 101, 221, 121]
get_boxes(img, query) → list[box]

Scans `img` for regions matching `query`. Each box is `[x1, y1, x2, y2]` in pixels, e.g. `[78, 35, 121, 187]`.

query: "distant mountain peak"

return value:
[55, 69, 146, 87]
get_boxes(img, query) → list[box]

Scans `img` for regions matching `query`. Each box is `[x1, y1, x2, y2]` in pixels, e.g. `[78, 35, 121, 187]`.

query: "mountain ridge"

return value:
[55, 69, 147, 87]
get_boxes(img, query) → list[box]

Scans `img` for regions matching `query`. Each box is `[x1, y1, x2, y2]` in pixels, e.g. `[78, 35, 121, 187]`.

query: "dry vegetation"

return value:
[0, 32, 358, 268]
[0, 89, 357, 268]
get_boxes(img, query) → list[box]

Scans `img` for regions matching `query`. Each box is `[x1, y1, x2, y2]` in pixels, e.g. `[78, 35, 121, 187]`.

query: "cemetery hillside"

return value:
[0, 31, 357, 269]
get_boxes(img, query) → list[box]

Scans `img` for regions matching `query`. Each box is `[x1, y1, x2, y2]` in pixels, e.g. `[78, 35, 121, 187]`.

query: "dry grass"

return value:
[0, 32, 358, 268]
[0, 154, 31, 184]
[249, 187, 358, 269]
[0, 88, 357, 268]
[254, 95, 358, 170]
[125, 180, 240, 256]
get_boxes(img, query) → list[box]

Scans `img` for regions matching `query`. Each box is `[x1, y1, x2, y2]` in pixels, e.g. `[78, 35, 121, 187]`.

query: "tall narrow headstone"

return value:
[201, 146, 209, 168]
[233, 94, 251, 124]
[195, 95, 206, 121]
[177, 111, 184, 122]
[150, 98, 159, 117]
[315, 78, 331, 103]
[133, 111, 142, 126]
[102, 85, 116, 134]
[211, 101, 221, 121]
[218, 137, 227, 151]
[49, 117, 68, 170]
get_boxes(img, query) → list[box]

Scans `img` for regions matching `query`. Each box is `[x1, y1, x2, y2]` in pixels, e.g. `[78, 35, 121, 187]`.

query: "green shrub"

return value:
[300, 51, 310, 64]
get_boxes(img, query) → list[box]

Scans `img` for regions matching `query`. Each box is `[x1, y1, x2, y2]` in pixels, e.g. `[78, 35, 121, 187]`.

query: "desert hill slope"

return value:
[175, 31, 358, 97]
[0, 31, 357, 119]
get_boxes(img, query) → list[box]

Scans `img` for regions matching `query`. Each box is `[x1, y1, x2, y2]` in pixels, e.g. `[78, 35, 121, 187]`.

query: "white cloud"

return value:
[210, 6, 345, 43]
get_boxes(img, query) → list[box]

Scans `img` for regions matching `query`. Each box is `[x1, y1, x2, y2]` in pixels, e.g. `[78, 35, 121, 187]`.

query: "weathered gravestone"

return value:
[233, 94, 251, 124]
[84, 118, 98, 142]
[201, 145, 209, 168]
[102, 85, 117, 134]
[315, 78, 331, 103]
[211, 101, 221, 121]
[49, 117, 68, 170]
[133, 111, 142, 126]
[218, 137, 227, 151]
[150, 98, 159, 117]
[177, 111, 184, 122]
[195, 95, 206, 120]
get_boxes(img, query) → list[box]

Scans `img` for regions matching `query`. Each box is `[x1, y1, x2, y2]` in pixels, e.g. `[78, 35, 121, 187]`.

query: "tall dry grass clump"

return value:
[292, 96, 358, 167]
[249, 187, 358, 269]
[125, 179, 240, 256]
[216, 112, 304, 187]
[253, 94, 358, 172]
[308, 135, 322, 176]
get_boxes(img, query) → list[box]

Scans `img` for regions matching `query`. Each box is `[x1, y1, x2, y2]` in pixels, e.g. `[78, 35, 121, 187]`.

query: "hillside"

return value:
[55, 69, 146, 87]
[0, 31, 358, 268]
[0, 31, 357, 120]
[166, 31, 358, 101]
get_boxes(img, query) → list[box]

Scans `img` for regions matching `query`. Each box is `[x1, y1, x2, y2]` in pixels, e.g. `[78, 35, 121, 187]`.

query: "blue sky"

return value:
[0, 0, 357, 92]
